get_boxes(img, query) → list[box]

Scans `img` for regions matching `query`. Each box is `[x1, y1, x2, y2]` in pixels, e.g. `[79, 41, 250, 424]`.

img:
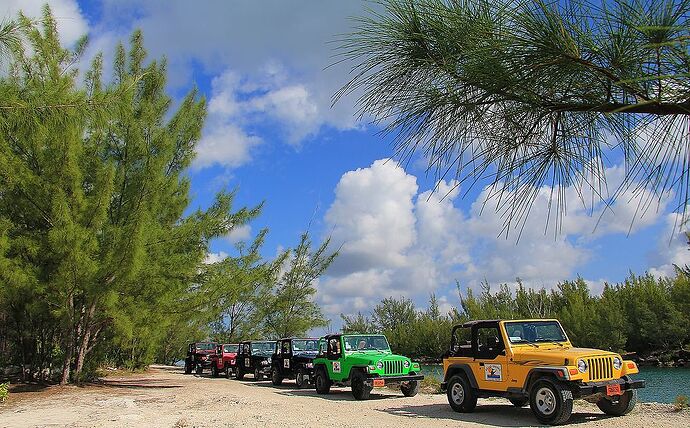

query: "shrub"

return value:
[419, 376, 442, 394]
[0, 382, 9, 403]
[674, 395, 688, 412]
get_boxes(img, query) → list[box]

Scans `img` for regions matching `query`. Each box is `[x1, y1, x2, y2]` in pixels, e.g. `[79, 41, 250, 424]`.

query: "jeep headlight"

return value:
[577, 359, 588, 373]
[403, 360, 410, 368]
[376, 361, 384, 370]
[613, 357, 622, 370]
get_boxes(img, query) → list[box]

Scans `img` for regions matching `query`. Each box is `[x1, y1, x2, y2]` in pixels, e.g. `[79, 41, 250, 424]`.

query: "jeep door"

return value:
[326, 336, 345, 381]
[280, 339, 293, 376]
[470, 323, 510, 391]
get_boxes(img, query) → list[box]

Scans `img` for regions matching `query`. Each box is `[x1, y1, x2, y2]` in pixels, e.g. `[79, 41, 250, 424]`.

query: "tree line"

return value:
[0, 8, 335, 383]
[342, 272, 690, 362]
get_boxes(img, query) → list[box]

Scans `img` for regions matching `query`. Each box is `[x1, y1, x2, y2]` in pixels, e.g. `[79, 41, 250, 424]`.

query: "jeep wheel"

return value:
[235, 368, 245, 380]
[225, 367, 231, 379]
[401, 380, 419, 397]
[446, 374, 477, 412]
[509, 397, 529, 407]
[271, 368, 283, 386]
[529, 378, 573, 425]
[184, 359, 192, 374]
[351, 371, 373, 400]
[597, 389, 637, 416]
[254, 367, 263, 381]
[196, 365, 203, 375]
[295, 368, 307, 389]
[314, 367, 331, 395]
[211, 364, 219, 378]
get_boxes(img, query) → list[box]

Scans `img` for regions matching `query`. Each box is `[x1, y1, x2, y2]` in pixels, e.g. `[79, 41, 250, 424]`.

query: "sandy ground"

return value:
[1, 365, 688, 428]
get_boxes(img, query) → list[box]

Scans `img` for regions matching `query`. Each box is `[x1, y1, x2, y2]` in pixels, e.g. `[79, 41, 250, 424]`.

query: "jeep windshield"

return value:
[505, 321, 568, 344]
[195, 342, 216, 351]
[251, 342, 275, 354]
[343, 335, 391, 352]
[292, 339, 319, 352]
[224, 344, 239, 353]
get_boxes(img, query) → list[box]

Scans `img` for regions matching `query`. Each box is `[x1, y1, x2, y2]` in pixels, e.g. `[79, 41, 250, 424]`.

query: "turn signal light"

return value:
[627, 362, 636, 369]
[569, 368, 579, 375]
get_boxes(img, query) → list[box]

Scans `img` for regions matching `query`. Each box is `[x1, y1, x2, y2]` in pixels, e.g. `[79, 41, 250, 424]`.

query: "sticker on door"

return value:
[485, 363, 502, 381]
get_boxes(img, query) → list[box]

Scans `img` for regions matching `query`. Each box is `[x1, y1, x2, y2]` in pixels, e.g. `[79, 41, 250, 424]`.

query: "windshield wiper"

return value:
[514, 339, 539, 348]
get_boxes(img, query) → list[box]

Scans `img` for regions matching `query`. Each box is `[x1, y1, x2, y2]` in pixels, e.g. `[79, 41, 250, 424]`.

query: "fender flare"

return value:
[444, 363, 478, 389]
[523, 367, 569, 391]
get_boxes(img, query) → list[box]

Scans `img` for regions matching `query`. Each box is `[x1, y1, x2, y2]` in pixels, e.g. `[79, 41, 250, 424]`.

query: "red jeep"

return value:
[211, 343, 240, 378]
[184, 342, 218, 375]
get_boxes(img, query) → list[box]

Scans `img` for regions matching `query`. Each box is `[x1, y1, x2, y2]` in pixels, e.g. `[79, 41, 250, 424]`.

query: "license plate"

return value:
[373, 379, 385, 388]
[606, 384, 622, 396]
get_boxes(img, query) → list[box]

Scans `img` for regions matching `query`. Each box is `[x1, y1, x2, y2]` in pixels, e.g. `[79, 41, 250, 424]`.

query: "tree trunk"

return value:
[60, 337, 73, 385]
[73, 300, 98, 380]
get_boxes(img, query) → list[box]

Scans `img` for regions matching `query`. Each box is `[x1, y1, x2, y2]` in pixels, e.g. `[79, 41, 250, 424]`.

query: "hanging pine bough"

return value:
[336, 0, 690, 237]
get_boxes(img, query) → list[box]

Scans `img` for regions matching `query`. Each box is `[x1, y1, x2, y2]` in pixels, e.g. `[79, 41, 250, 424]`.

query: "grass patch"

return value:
[674, 395, 688, 412]
[419, 376, 442, 394]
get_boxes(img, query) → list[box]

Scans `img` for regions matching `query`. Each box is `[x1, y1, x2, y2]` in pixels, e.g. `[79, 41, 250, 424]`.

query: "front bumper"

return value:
[365, 374, 424, 387]
[574, 377, 645, 398]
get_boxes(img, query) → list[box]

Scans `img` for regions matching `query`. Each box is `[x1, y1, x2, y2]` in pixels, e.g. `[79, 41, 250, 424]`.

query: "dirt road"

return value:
[1, 365, 688, 427]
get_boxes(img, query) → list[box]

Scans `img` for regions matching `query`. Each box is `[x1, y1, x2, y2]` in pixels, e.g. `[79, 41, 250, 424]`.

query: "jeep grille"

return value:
[587, 357, 614, 381]
[383, 360, 404, 375]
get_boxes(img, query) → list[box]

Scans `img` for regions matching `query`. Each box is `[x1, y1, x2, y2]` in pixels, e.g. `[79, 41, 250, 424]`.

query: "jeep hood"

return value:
[345, 352, 410, 365]
[512, 346, 617, 365]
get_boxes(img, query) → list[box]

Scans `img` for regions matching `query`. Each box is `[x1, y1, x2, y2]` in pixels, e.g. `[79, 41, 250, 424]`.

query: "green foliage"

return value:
[0, 6, 268, 382]
[674, 395, 689, 411]
[0, 382, 8, 403]
[339, 0, 690, 230]
[258, 232, 337, 338]
[348, 272, 690, 360]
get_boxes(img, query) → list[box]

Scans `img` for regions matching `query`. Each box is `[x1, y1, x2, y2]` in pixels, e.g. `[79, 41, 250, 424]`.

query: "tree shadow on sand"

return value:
[378, 402, 614, 427]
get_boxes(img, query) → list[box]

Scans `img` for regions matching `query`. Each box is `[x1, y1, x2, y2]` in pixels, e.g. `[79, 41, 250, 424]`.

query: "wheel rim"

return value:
[451, 382, 465, 404]
[535, 386, 557, 415]
[296, 372, 303, 385]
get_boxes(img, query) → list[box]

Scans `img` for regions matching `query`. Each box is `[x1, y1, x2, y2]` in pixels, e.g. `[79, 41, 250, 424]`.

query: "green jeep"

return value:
[312, 333, 424, 400]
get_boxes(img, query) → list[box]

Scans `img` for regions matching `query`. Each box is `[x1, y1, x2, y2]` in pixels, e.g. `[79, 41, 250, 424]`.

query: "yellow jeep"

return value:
[441, 319, 645, 425]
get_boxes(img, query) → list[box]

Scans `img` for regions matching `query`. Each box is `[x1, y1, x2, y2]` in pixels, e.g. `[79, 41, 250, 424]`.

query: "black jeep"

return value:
[235, 340, 275, 380]
[184, 341, 218, 375]
[271, 337, 319, 388]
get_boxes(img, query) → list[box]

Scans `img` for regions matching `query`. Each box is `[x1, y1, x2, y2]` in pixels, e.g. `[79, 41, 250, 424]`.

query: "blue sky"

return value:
[4, 0, 688, 321]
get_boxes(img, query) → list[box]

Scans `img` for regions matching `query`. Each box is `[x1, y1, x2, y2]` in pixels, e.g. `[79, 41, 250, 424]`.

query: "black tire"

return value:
[295, 368, 307, 389]
[401, 380, 419, 397]
[314, 367, 331, 395]
[446, 374, 477, 412]
[196, 364, 203, 375]
[597, 389, 637, 416]
[529, 378, 574, 425]
[211, 364, 219, 378]
[351, 370, 373, 400]
[235, 367, 245, 380]
[254, 367, 263, 381]
[184, 359, 192, 374]
[271, 367, 283, 386]
[509, 397, 529, 407]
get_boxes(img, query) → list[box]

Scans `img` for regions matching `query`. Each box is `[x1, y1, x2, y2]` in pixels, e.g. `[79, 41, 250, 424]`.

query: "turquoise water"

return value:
[420, 364, 690, 403]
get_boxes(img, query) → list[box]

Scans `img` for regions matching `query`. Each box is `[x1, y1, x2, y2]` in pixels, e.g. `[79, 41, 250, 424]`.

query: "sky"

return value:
[3, 0, 689, 324]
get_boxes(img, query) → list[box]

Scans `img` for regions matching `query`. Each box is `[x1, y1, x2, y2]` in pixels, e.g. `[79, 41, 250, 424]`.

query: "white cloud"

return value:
[224, 224, 252, 244]
[648, 211, 690, 277]
[320, 159, 675, 323]
[194, 123, 261, 169]
[204, 251, 228, 264]
[1, 0, 89, 46]
[79, 1, 367, 169]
